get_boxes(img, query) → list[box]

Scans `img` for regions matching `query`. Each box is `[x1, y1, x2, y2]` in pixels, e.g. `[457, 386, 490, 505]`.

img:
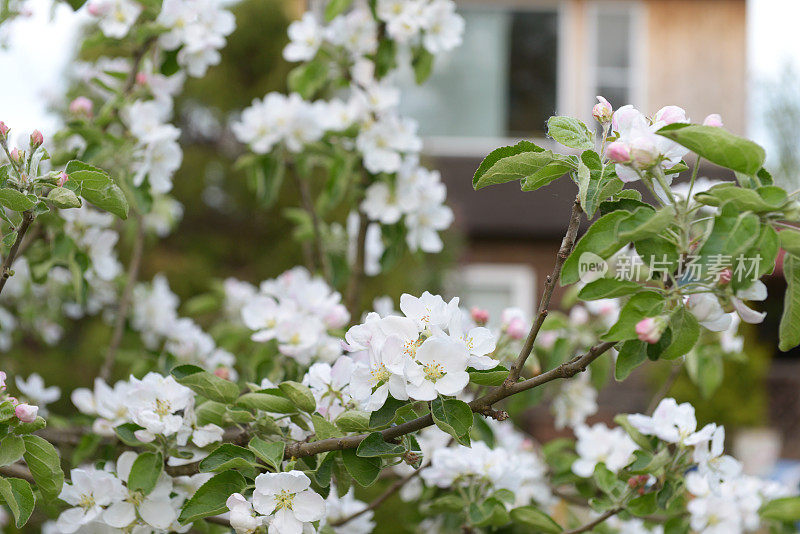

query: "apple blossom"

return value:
[592, 95, 613, 124]
[14, 402, 38, 422]
[703, 113, 723, 127]
[635, 316, 665, 344]
[251, 471, 326, 534]
[628, 397, 715, 446]
[571, 423, 637, 477]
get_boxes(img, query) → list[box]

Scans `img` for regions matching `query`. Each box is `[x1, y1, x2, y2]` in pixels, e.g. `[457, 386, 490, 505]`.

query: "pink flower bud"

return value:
[15, 403, 38, 423]
[470, 306, 489, 325]
[57, 172, 69, 187]
[0, 370, 6, 389]
[592, 96, 613, 124]
[0, 122, 9, 138]
[635, 317, 664, 344]
[537, 330, 557, 350]
[703, 114, 723, 128]
[213, 367, 231, 380]
[654, 105, 688, 125]
[136, 72, 148, 86]
[30, 130, 43, 148]
[606, 141, 631, 163]
[87, 2, 104, 16]
[69, 97, 93, 116]
[9, 148, 22, 164]
[718, 268, 732, 286]
[506, 317, 527, 340]
[630, 137, 659, 168]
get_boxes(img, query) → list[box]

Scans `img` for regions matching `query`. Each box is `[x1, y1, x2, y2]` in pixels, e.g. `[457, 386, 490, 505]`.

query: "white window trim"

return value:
[455, 263, 536, 319]
[584, 0, 647, 125]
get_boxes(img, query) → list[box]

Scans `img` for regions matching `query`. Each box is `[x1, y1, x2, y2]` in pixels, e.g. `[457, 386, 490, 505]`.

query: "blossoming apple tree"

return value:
[1, 0, 800, 533]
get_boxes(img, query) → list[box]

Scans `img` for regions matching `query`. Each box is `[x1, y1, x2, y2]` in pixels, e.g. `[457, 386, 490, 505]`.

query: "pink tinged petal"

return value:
[291, 490, 325, 522]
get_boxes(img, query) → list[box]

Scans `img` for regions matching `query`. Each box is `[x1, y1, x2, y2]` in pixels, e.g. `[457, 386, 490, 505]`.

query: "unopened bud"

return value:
[718, 268, 732, 286]
[0, 122, 9, 139]
[57, 171, 69, 187]
[213, 367, 231, 380]
[703, 114, 723, 128]
[403, 451, 421, 467]
[654, 105, 688, 125]
[9, 148, 22, 165]
[30, 129, 43, 148]
[15, 403, 38, 423]
[69, 97, 93, 116]
[0, 370, 6, 389]
[635, 317, 666, 344]
[87, 2, 103, 16]
[605, 141, 631, 164]
[506, 318, 527, 340]
[136, 72, 148, 85]
[470, 306, 489, 325]
[592, 96, 613, 124]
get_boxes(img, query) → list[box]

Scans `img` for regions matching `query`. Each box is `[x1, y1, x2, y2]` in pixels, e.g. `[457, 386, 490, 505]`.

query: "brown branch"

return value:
[563, 507, 622, 534]
[0, 210, 35, 296]
[284, 341, 616, 459]
[344, 209, 368, 316]
[329, 464, 426, 527]
[505, 197, 583, 386]
[0, 463, 35, 483]
[100, 214, 145, 380]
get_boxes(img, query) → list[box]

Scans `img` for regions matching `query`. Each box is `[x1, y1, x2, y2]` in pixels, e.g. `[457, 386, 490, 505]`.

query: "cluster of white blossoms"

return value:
[122, 99, 183, 194]
[55, 452, 211, 533]
[420, 421, 552, 508]
[131, 274, 237, 375]
[88, 0, 234, 77]
[72, 372, 224, 446]
[570, 398, 796, 534]
[226, 471, 325, 534]
[344, 291, 497, 411]
[375, 0, 465, 52]
[239, 267, 349, 365]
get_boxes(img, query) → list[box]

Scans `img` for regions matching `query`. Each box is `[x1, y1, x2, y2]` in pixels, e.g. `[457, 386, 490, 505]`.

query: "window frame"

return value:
[453, 262, 537, 321]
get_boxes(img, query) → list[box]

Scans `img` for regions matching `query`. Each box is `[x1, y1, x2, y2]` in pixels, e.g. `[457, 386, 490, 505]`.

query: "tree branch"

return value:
[504, 198, 583, 386]
[0, 210, 35, 297]
[344, 209, 368, 316]
[0, 463, 35, 483]
[562, 507, 622, 534]
[100, 214, 145, 380]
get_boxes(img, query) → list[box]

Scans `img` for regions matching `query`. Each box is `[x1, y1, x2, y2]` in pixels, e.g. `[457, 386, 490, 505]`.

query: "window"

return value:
[451, 264, 536, 327]
[398, 6, 559, 140]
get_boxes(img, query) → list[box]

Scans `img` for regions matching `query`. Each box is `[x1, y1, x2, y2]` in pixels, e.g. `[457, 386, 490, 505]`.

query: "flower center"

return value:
[154, 398, 171, 416]
[274, 489, 295, 511]
[370, 364, 391, 385]
[79, 493, 96, 510]
[423, 361, 445, 382]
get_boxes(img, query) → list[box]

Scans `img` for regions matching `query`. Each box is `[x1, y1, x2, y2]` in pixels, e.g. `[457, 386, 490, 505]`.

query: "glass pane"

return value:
[596, 11, 631, 69]
[597, 85, 628, 110]
[397, 9, 512, 138]
[507, 11, 559, 136]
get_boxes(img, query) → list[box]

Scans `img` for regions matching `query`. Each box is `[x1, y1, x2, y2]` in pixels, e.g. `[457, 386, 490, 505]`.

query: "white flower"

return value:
[89, 0, 142, 38]
[406, 336, 470, 400]
[252, 471, 326, 534]
[57, 467, 126, 533]
[447, 307, 498, 370]
[421, 0, 465, 54]
[551, 373, 598, 430]
[302, 357, 356, 420]
[126, 372, 194, 441]
[571, 423, 637, 477]
[284, 13, 323, 62]
[361, 182, 403, 224]
[15, 373, 60, 415]
[693, 426, 742, 486]
[731, 280, 767, 324]
[399, 291, 451, 329]
[350, 340, 409, 411]
[227, 493, 262, 534]
[628, 397, 715, 446]
[404, 202, 453, 253]
[103, 452, 178, 530]
[322, 488, 375, 534]
[686, 293, 732, 332]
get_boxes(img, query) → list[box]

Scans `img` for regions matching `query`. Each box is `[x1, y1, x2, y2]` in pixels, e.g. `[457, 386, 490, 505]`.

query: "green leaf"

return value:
[115, 423, 145, 446]
[760, 496, 800, 522]
[577, 150, 623, 217]
[695, 183, 788, 213]
[779, 253, 800, 351]
[687, 350, 723, 398]
[431, 397, 473, 446]
[46, 187, 82, 209]
[546, 116, 594, 150]
[0, 188, 34, 211]
[248, 437, 284, 471]
[614, 414, 653, 450]
[171, 364, 239, 404]
[468, 366, 509, 386]
[602, 291, 665, 342]
[779, 228, 800, 256]
[561, 210, 632, 285]
[236, 391, 296, 413]
[628, 492, 658, 516]
[324, 0, 352, 21]
[341, 448, 381, 486]
[13, 416, 46, 435]
[474, 148, 573, 191]
[617, 205, 675, 242]
[22, 435, 63, 500]
[312, 414, 343, 440]
[373, 38, 397, 79]
[615, 340, 647, 381]
[578, 278, 642, 301]
[178, 470, 247, 524]
[1, 231, 17, 248]
[660, 307, 700, 360]
[0, 435, 24, 467]
[656, 123, 765, 176]
[412, 46, 434, 84]
[593, 463, 618, 494]
[65, 161, 128, 219]
[474, 141, 544, 189]
[0, 477, 35, 528]
[509, 506, 563, 533]
[199, 444, 256, 475]
[369, 396, 407, 428]
[356, 432, 407, 458]
[287, 58, 328, 99]
[334, 410, 371, 433]
[278, 381, 316, 413]
[128, 452, 163, 495]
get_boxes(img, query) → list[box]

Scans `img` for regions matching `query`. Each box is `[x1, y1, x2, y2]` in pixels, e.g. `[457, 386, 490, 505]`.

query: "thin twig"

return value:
[100, 214, 145, 380]
[563, 507, 623, 534]
[293, 172, 332, 282]
[504, 198, 583, 386]
[330, 464, 427, 527]
[0, 463, 36, 483]
[646, 364, 682, 415]
[0, 210, 35, 296]
[345, 209, 368, 316]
